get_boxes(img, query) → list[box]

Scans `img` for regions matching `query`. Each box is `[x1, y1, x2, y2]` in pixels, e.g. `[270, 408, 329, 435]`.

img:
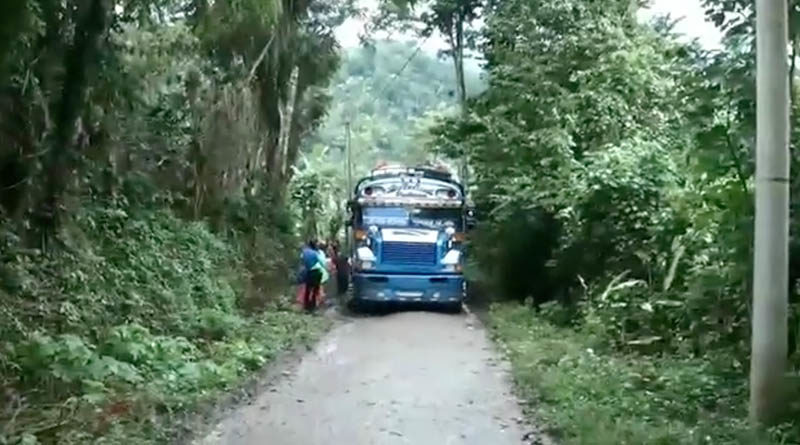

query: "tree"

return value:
[372, 0, 481, 111]
[426, 0, 798, 374]
[0, 0, 348, 243]
[702, 0, 800, 91]
[201, 0, 346, 201]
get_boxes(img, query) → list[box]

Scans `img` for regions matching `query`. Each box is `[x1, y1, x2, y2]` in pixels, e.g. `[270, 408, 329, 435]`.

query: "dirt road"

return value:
[195, 310, 538, 445]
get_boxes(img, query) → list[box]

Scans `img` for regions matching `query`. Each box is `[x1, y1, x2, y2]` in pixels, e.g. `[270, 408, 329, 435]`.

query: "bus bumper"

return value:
[351, 273, 465, 303]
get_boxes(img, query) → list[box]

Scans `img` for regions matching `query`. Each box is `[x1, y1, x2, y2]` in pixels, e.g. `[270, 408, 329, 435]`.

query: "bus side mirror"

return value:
[465, 208, 476, 230]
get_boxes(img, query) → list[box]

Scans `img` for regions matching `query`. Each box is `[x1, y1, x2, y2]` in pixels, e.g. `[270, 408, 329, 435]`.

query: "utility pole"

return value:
[457, 44, 468, 195]
[344, 121, 353, 255]
[345, 120, 353, 195]
[751, 0, 790, 425]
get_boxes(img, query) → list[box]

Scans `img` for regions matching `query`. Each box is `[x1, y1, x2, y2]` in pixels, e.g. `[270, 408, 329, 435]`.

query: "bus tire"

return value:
[347, 297, 370, 314]
[443, 301, 463, 314]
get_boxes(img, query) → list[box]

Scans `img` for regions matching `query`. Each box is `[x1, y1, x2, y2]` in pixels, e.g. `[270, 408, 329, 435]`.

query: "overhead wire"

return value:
[372, 34, 432, 101]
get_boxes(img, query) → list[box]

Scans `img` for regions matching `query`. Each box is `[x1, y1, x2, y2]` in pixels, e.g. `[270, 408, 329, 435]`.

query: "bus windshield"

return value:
[362, 207, 463, 231]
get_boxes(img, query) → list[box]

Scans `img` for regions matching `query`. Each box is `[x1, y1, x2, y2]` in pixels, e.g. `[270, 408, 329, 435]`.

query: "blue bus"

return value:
[346, 165, 474, 312]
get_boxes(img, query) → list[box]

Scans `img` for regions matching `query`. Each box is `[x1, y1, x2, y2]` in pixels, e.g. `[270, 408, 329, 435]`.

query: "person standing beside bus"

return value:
[299, 240, 323, 312]
[315, 241, 331, 306]
[332, 240, 349, 296]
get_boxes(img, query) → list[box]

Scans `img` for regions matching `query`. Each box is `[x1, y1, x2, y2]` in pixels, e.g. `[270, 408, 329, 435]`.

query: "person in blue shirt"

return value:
[299, 240, 323, 311]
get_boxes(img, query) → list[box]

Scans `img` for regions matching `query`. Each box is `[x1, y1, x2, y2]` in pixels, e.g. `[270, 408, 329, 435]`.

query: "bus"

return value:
[346, 164, 474, 312]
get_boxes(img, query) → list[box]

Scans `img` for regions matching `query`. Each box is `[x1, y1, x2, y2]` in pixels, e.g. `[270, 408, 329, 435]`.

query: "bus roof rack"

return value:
[355, 197, 463, 208]
[355, 163, 464, 198]
[369, 165, 454, 182]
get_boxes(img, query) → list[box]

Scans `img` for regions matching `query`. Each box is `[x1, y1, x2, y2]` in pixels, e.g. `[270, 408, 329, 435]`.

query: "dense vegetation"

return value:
[1, 202, 326, 443]
[3, 0, 800, 441]
[0, 0, 345, 442]
[426, 0, 800, 441]
[491, 304, 771, 444]
[0, 6, 483, 436]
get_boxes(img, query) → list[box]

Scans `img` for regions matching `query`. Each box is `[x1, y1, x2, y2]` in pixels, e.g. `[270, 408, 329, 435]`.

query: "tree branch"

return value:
[247, 34, 276, 84]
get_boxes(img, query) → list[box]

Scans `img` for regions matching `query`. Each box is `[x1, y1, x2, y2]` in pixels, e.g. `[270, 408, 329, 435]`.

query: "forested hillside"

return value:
[307, 40, 482, 168]
[427, 0, 800, 442]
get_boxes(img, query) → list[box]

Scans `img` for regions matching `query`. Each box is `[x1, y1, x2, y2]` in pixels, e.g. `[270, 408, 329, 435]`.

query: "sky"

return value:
[334, 0, 724, 52]
[640, 0, 723, 49]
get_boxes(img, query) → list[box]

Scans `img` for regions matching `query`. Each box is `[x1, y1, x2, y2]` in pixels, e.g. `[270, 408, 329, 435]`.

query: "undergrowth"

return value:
[489, 303, 800, 445]
[0, 201, 325, 444]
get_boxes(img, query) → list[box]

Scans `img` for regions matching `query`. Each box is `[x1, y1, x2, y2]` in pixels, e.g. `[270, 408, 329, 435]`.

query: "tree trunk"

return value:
[453, 11, 469, 191]
[260, 27, 290, 194]
[444, 12, 469, 189]
[282, 110, 307, 184]
[445, 15, 467, 116]
[191, 139, 206, 219]
[454, 13, 467, 115]
[282, 106, 306, 186]
[751, 0, 790, 425]
[38, 0, 108, 245]
[278, 65, 300, 179]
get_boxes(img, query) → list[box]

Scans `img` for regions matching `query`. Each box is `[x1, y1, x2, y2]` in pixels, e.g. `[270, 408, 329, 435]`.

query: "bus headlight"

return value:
[442, 263, 463, 273]
[356, 246, 376, 270]
[441, 249, 461, 272]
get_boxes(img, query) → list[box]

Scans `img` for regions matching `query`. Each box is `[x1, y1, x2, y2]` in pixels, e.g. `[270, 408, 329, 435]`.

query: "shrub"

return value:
[193, 308, 246, 340]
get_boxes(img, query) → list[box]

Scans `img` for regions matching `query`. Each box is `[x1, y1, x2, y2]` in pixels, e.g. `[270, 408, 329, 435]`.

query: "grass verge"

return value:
[488, 303, 798, 445]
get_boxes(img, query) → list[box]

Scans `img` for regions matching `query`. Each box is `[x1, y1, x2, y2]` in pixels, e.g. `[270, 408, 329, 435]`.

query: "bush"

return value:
[468, 206, 561, 305]
[0, 200, 324, 444]
[11, 333, 143, 388]
[193, 308, 246, 340]
[223, 192, 298, 308]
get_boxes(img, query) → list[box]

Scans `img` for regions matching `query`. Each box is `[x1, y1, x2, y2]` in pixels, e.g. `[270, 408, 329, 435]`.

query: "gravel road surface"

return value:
[195, 310, 539, 445]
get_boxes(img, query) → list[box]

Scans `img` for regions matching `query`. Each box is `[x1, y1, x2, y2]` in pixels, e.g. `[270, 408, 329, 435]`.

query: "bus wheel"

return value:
[443, 302, 463, 314]
[348, 298, 370, 314]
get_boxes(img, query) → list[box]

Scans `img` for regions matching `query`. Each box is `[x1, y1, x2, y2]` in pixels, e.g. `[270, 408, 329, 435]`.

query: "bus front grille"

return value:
[381, 242, 436, 266]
